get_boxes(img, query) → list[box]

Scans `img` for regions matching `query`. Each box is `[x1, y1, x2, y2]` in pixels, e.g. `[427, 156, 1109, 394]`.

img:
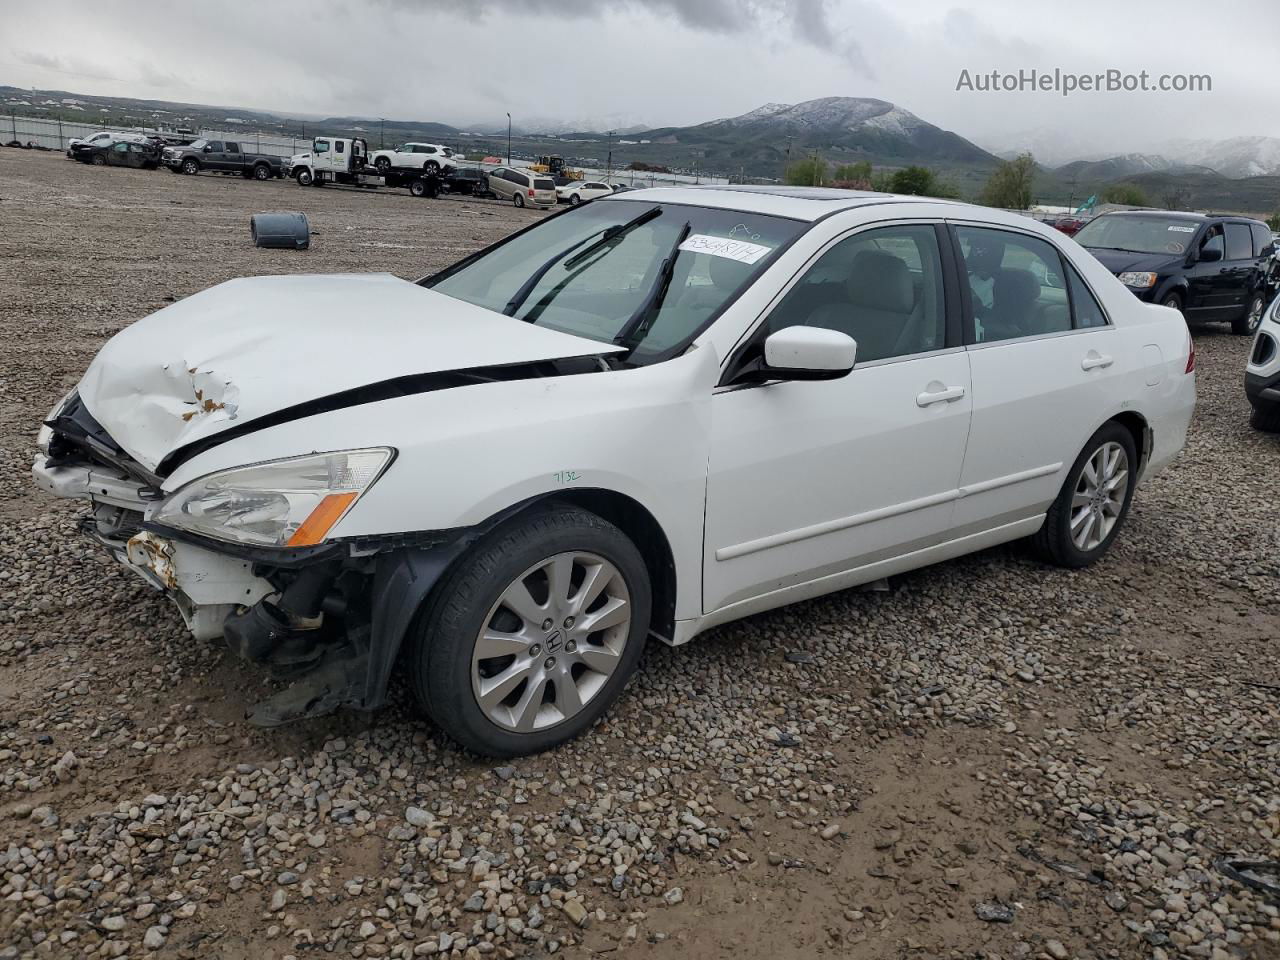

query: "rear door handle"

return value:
[1081, 352, 1114, 371]
[916, 385, 966, 407]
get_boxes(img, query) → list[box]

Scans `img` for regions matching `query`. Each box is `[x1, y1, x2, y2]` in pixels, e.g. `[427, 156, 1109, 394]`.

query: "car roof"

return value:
[597, 185, 968, 222]
[1097, 209, 1266, 226]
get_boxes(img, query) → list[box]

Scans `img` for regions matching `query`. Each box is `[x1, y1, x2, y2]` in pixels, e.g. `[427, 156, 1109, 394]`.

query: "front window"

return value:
[426, 200, 805, 364]
[313, 139, 330, 154]
[1074, 215, 1202, 256]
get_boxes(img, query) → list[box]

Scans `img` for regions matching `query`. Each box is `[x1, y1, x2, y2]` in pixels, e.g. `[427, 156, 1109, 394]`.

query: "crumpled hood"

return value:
[78, 273, 623, 472]
[1082, 247, 1182, 276]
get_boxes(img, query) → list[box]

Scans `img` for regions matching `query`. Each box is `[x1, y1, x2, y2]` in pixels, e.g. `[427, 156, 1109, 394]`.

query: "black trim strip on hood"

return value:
[157, 354, 611, 477]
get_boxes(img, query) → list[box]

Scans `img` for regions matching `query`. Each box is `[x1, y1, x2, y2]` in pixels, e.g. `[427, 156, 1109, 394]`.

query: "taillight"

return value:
[527, 188, 535, 197]
[1185, 334, 1195, 374]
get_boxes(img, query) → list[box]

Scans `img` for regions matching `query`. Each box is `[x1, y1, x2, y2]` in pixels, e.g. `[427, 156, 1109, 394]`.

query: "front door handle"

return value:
[916, 385, 966, 407]
[1081, 352, 1114, 371]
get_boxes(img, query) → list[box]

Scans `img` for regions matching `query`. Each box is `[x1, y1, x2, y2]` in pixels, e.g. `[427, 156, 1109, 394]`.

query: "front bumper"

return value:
[32, 455, 272, 639]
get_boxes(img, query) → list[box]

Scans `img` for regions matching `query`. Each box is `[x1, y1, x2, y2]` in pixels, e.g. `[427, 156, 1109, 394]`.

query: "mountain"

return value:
[1052, 154, 1216, 182]
[1158, 136, 1280, 179]
[626, 97, 1001, 182]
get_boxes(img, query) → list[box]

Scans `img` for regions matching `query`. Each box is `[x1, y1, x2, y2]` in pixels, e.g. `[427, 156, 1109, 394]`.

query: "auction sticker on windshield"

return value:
[679, 233, 773, 264]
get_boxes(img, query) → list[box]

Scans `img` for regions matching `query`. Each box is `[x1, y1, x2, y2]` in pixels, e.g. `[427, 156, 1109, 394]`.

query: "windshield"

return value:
[1074, 215, 1202, 256]
[188, 139, 207, 150]
[426, 199, 805, 364]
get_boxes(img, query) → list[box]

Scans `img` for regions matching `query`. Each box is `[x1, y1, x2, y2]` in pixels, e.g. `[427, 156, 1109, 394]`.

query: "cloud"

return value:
[14, 49, 123, 82]
[372, 0, 869, 69]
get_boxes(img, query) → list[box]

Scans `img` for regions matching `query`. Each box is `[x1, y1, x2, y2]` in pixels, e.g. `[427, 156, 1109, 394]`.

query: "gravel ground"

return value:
[1, 147, 1278, 960]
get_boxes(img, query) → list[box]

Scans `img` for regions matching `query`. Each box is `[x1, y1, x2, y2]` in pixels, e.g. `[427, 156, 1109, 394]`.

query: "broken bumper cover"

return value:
[33, 452, 473, 725]
[34, 454, 274, 640]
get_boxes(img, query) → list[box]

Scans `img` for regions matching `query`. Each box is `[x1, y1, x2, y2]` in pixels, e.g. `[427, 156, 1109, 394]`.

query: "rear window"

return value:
[534, 178, 555, 190]
[1224, 223, 1253, 261]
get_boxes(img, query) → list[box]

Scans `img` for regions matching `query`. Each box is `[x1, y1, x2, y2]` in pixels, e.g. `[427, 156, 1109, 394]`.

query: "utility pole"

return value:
[379, 118, 385, 149]
[506, 112, 512, 164]
[782, 135, 794, 183]
[606, 130, 614, 181]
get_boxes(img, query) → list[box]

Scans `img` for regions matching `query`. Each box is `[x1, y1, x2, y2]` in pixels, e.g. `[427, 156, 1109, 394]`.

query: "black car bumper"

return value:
[1246, 369, 1280, 410]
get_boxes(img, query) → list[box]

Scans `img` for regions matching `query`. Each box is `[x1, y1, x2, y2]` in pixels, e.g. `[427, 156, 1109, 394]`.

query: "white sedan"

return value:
[32, 186, 1195, 756]
[555, 180, 613, 204]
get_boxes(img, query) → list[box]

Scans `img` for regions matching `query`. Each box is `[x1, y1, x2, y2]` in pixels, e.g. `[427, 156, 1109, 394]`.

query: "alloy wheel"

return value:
[471, 551, 631, 733]
[1246, 297, 1264, 334]
[1070, 441, 1128, 551]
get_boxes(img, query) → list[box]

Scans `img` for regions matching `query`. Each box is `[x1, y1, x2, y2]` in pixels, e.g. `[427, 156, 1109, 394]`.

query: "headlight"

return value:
[151, 448, 393, 548]
[1118, 272, 1157, 289]
[36, 388, 77, 456]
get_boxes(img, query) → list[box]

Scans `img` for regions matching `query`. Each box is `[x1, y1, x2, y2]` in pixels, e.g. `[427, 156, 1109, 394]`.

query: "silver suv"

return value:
[486, 167, 557, 208]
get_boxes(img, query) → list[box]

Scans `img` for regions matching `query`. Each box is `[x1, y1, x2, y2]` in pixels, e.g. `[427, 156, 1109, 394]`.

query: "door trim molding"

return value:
[714, 461, 1061, 561]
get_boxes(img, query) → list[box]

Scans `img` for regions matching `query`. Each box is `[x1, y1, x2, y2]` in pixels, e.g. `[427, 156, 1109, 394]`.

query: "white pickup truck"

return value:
[368, 142, 460, 175]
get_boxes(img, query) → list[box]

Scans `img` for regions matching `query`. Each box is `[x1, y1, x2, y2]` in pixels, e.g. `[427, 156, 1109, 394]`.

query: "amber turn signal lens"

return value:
[286, 492, 358, 547]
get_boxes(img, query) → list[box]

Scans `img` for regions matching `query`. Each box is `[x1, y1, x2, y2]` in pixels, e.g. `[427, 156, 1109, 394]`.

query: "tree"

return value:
[979, 153, 1036, 210]
[832, 161, 872, 182]
[1161, 187, 1189, 211]
[1100, 182, 1149, 207]
[888, 166, 936, 196]
[869, 170, 895, 192]
[1267, 212, 1280, 233]
[784, 155, 827, 186]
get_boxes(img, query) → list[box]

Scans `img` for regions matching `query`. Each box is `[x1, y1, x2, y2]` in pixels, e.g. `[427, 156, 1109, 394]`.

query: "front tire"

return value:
[181, 158, 200, 175]
[409, 506, 651, 757]
[1234, 294, 1265, 336]
[295, 168, 313, 186]
[569, 194, 580, 205]
[91, 154, 106, 166]
[1161, 292, 1184, 319]
[1031, 422, 1137, 568]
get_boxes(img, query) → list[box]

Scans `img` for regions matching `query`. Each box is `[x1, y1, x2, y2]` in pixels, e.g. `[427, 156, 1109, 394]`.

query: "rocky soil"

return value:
[0, 148, 1277, 960]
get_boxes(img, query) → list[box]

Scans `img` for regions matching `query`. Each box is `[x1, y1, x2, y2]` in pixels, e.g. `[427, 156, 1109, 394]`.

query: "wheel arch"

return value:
[361, 488, 679, 711]
[1106, 410, 1152, 478]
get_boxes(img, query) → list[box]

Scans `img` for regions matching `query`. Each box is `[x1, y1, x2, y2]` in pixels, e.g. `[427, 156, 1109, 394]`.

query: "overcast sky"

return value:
[4, 0, 1279, 162]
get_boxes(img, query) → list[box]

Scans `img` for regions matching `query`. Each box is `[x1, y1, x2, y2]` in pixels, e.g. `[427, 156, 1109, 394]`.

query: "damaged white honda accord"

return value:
[33, 187, 1195, 756]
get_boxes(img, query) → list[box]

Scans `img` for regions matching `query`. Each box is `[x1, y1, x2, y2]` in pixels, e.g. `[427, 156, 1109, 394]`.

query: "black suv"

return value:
[1074, 211, 1275, 335]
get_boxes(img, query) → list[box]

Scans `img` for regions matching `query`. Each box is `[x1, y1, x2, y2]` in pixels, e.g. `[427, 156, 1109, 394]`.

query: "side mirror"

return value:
[203, 145, 213, 153]
[734, 327, 857, 384]
[1198, 245, 1222, 263]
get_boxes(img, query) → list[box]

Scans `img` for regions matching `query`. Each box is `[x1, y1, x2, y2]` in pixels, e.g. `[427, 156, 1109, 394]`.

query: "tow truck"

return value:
[287, 136, 442, 197]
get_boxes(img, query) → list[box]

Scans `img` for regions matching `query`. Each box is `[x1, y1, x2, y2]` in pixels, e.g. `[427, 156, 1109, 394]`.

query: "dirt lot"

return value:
[1, 147, 1278, 960]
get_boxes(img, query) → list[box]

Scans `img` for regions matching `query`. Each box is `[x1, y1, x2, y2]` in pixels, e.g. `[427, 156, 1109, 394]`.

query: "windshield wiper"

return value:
[613, 220, 692, 348]
[503, 205, 661, 317]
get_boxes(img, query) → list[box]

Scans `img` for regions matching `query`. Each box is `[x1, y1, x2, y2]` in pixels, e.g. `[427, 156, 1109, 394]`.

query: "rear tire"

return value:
[1031, 422, 1137, 568]
[409, 506, 650, 757]
[1233, 294, 1265, 336]
[252, 163, 271, 181]
[375, 157, 391, 173]
[514, 193, 525, 208]
[1251, 404, 1280, 433]
[409, 178, 428, 198]
[424, 160, 440, 175]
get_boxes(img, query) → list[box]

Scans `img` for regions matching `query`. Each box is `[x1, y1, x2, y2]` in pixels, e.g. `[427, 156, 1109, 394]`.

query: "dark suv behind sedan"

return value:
[1074, 211, 1275, 335]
